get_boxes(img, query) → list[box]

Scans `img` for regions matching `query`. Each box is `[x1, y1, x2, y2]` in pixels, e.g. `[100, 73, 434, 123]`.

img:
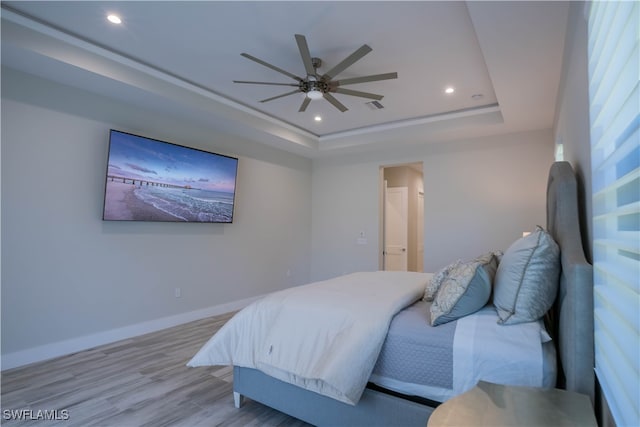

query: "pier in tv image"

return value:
[103, 130, 238, 223]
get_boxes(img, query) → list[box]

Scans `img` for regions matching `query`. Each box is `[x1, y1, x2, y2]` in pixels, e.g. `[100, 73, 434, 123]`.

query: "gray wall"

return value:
[1, 69, 312, 357]
[553, 2, 592, 261]
[2, 66, 557, 366]
[310, 130, 555, 281]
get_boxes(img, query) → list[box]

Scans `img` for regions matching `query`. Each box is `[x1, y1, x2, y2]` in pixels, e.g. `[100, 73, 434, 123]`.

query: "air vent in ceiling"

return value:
[366, 100, 384, 110]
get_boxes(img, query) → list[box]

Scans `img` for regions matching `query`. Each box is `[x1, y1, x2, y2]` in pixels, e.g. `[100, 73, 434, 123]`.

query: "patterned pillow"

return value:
[423, 259, 462, 301]
[430, 253, 499, 326]
[493, 226, 561, 325]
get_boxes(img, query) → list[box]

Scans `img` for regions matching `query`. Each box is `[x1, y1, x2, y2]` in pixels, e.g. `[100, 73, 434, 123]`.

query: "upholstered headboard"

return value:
[546, 161, 594, 401]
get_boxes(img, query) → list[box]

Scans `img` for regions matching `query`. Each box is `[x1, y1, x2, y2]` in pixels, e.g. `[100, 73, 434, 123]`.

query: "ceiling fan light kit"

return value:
[307, 89, 323, 100]
[233, 34, 398, 113]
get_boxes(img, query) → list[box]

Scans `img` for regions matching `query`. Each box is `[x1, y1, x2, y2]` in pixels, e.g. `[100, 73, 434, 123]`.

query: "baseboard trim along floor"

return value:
[1, 295, 261, 371]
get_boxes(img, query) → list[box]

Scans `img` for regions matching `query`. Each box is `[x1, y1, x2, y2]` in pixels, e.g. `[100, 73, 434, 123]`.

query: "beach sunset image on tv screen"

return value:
[103, 130, 238, 223]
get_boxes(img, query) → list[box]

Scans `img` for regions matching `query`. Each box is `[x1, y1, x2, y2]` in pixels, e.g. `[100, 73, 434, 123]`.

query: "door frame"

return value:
[379, 163, 424, 271]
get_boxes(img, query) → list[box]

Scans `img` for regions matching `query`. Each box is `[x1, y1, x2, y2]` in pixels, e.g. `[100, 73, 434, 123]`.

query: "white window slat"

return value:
[588, 2, 637, 85]
[589, 1, 640, 426]
[593, 79, 639, 153]
[594, 308, 639, 391]
[589, 7, 638, 119]
[594, 324, 640, 424]
[590, 47, 638, 128]
[594, 248, 640, 291]
[591, 112, 639, 190]
[595, 281, 640, 337]
[592, 168, 640, 205]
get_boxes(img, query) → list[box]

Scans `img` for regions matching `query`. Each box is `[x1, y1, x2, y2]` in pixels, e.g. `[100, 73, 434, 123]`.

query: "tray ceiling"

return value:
[1, 1, 569, 157]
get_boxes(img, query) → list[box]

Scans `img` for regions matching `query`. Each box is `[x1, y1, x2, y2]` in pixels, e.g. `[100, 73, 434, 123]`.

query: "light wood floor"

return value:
[1, 312, 311, 426]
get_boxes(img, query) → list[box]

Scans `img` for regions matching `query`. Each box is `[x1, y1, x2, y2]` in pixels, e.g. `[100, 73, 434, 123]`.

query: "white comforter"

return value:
[187, 271, 430, 405]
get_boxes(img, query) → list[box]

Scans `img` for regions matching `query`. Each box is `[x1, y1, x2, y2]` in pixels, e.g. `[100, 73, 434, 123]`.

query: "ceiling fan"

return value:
[233, 34, 398, 113]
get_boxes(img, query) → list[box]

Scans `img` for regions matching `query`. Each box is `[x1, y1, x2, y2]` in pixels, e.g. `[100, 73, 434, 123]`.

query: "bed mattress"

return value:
[372, 300, 455, 391]
[370, 300, 557, 403]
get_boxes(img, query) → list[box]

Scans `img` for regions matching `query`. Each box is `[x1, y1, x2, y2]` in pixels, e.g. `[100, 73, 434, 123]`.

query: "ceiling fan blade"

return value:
[234, 80, 299, 87]
[295, 34, 316, 77]
[241, 53, 303, 82]
[299, 97, 311, 112]
[333, 87, 384, 100]
[323, 93, 348, 112]
[322, 44, 372, 80]
[335, 72, 398, 86]
[259, 89, 301, 103]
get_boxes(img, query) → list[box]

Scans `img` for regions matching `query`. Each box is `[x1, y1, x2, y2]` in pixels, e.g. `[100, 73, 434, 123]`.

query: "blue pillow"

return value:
[493, 226, 560, 325]
[430, 252, 499, 326]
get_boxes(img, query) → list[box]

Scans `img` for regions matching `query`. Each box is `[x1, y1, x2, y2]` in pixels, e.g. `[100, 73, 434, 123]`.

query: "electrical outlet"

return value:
[174, 287, 182, 298]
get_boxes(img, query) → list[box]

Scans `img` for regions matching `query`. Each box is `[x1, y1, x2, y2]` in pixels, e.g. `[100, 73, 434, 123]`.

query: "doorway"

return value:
[384, 186, 408, 271]
[380, 163, 424, 272]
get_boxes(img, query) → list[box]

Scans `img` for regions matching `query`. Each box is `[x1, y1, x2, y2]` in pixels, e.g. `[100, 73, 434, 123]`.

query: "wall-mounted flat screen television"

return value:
[103, 130, 238, 223]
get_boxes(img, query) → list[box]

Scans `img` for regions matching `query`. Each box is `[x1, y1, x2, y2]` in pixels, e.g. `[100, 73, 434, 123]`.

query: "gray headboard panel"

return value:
[546, 161, 594, 401]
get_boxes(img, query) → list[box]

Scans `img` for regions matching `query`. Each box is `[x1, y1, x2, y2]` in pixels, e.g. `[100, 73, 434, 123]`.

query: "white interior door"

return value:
[417, 192, 424, 272]
[384, 186, 408, 271]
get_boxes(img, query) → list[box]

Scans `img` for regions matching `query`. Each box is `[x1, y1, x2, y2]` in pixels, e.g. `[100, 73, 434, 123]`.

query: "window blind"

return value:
[588, 2, 640, 426]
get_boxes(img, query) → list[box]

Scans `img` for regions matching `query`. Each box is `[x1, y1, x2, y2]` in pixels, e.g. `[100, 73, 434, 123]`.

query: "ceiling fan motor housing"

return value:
[301, 78, 329, 95]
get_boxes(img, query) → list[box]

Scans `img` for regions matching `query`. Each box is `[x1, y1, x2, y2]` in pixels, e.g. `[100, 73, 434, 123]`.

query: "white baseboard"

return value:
[1, 296, 261, 371]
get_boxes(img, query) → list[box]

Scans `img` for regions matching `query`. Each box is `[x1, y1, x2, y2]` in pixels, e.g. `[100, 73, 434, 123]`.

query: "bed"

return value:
[188, 161, 594, 426]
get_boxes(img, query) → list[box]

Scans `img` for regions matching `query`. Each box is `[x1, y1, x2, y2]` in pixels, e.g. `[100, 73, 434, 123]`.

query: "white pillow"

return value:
[493, 226, 561, 325]
[423, 259, 462, 301]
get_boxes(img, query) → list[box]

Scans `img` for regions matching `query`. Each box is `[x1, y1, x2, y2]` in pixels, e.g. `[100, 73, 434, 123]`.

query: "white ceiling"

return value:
[1, 1, 569, 158]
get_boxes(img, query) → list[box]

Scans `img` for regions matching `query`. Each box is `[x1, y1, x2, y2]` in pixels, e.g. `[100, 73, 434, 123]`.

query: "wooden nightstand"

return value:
[427, 381, 597, 427]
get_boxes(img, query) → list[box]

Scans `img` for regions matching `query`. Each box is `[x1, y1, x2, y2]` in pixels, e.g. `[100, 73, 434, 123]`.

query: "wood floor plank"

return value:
[1, 312, 311, 426]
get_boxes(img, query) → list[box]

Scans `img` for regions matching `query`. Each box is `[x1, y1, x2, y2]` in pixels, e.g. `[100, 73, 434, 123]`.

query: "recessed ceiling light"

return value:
[107, 14, 122, 24]
[445, 87, 455, 94]
[314, 115, 322, 122]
